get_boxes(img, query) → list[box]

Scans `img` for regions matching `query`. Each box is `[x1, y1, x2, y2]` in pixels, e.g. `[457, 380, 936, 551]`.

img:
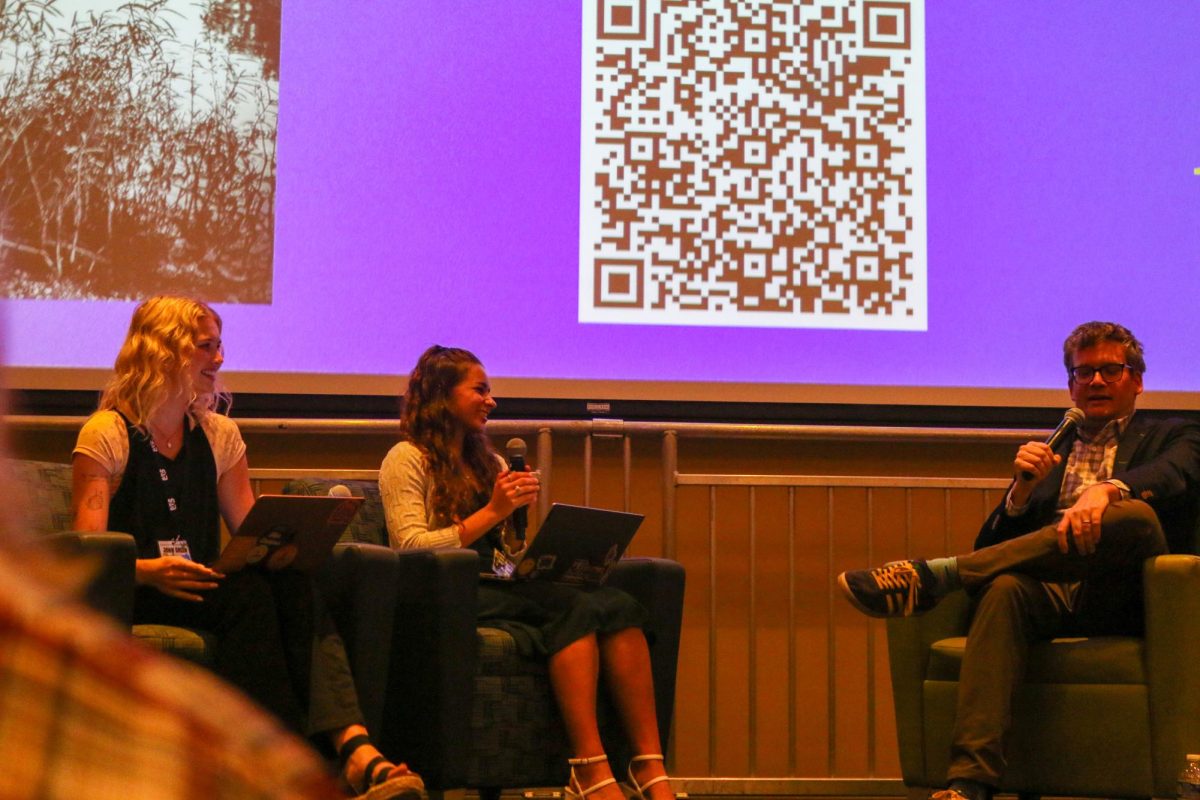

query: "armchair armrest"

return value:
[45, 531, 137, 625]
[607, 557, 686, 754]
[886, 589, 971, 784]
[1144, 554, 1200, 794]
[379, 547, 480, 790]
[316, 542, 400, 737]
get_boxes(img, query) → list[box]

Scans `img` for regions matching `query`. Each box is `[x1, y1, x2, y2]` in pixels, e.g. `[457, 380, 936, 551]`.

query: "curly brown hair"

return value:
[399, 345, 501, 526]
[1062, 321, 1146, 376]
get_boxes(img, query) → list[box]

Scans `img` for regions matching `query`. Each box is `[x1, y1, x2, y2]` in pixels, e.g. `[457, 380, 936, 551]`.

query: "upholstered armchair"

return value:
[6, 459, 142, 625]
[886, 554, 1200, 799]
[284, 477, 686, 797]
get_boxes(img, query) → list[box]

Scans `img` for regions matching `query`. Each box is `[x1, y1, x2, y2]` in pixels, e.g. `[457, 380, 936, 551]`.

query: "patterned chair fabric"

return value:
[469, 628, 569, 786]
[284, 476, 685, 793]
[282, 478, 387, 545]
[5, 458, 78, 534]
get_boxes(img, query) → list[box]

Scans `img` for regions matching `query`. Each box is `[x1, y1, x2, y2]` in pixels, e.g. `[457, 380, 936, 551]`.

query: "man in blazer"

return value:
[838, 321, 1200, 800]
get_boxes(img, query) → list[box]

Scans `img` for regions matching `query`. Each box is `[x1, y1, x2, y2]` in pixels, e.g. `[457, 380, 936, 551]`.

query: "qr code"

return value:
[579, 0, 926, 330]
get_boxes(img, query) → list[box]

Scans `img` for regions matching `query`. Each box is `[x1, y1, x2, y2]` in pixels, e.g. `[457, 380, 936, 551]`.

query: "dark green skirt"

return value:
[477, 581, 648, 657]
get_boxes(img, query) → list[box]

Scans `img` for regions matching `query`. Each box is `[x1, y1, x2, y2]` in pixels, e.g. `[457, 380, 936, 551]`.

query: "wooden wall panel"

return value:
[712, 485, 752, 776]
[673, 483, 715, 776]
[792, 486, 833, 776]
[830, 487, 871, 776]
[751, 486, 793, 776]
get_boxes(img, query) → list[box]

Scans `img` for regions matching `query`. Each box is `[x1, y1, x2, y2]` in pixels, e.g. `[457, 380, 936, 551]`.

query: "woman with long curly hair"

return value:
[72, 295, 423, 800]
[379, 345, 674, 800]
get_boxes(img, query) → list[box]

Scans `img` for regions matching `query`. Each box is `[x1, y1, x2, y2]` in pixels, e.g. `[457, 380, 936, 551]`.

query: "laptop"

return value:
[213, 494, 365, 573]
[485, 503, 643, 588]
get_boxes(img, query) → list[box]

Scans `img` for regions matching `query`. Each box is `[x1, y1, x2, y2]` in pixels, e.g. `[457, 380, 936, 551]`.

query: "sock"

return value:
[924, 556, 961, 595]
[948, 778, 993, 800]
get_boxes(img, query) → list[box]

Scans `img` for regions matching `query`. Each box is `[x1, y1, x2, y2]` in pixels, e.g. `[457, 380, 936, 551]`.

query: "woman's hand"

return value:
[455, 468, 541, 547]
[488, 468, 540, 517]
[136, 556, 224, 602]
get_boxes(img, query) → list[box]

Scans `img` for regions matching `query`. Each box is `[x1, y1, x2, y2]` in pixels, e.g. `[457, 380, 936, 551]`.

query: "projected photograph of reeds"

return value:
[0, 0, 280, 302]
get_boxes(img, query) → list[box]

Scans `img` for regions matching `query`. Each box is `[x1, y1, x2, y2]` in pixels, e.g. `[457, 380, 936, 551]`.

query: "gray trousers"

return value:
[946, 500, 1167, 787]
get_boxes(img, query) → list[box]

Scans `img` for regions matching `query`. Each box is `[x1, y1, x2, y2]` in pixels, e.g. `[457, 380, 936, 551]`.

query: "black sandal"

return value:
[338, 734, 427, 800]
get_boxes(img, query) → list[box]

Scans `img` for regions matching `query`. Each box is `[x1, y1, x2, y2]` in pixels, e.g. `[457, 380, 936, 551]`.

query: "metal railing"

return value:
[15, 414, 1037, 547]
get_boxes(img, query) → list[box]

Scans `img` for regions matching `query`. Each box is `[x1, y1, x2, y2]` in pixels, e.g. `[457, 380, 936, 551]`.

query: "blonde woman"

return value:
[72, 296, 423, 800]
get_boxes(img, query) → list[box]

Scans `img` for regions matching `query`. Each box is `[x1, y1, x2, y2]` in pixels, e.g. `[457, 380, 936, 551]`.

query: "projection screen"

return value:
[2, 0, 1198, 409]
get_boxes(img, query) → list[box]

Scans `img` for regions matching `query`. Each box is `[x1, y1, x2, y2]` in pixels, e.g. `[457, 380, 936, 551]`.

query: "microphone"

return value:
[506, 438, 528, 542]
[328, 484, 353, 498]
[1020, 407, 1085, 480]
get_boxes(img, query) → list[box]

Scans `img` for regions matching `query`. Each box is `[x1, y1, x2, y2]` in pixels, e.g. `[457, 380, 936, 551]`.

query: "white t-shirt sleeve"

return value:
[198, 413, 247, 479]
[378, 442, 463, 550]
[72, 410, 245, 480]
[73, 410, 130, 474]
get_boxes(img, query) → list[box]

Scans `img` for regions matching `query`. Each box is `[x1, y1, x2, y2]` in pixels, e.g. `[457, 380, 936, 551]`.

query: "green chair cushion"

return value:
[133, 623, 217, 666]
[928, 635, 1146, 684]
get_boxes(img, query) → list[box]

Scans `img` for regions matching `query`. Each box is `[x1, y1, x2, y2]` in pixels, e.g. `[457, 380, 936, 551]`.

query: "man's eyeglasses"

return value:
[1069, 363, 1132, 384]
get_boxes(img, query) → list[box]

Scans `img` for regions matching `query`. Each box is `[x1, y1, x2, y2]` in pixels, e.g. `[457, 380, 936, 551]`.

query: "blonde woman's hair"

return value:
[98, 295, 228, 428]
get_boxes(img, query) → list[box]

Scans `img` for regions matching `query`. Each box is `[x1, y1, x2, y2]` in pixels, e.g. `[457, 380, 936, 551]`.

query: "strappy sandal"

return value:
[566, 754, 618, 800]
[338, 734, 427, 800]
[624, 754, 675, 800]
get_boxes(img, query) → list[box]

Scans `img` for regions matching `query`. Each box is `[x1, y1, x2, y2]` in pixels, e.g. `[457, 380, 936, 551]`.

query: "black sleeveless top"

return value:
[108, 413, 222, 564]
[467, 526, 509, 573]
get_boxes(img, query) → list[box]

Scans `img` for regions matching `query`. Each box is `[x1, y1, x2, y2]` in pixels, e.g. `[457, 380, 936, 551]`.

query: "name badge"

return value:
[158, 538, 192, 560]
[491, 547, 515, 578]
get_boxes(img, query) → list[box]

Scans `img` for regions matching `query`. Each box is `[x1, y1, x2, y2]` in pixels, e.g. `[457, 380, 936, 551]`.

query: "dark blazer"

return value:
[975, 415, 1200, 555]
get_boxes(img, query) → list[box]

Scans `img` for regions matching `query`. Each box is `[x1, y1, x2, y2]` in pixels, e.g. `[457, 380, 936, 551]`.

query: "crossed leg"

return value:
[946, 500, 1167, 789]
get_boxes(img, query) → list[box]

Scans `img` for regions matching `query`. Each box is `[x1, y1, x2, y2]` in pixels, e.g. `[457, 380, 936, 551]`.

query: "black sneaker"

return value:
[837, 560, 939, 617]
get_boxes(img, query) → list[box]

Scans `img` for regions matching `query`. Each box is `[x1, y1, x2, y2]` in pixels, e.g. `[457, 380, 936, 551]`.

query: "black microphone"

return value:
[506, 438, 528, 541]
[1020, 407, 1085, 480]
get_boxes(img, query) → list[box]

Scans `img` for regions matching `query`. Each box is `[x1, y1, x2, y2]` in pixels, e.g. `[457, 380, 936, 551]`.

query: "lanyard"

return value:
[146, 429, 188, 534]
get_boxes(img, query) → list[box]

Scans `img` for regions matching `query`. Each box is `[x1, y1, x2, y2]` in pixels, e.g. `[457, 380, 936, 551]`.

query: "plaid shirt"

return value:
[1056, 415, 1131, 511]
[1005, 414, 1133, 518]
[0, 550, 339, 800]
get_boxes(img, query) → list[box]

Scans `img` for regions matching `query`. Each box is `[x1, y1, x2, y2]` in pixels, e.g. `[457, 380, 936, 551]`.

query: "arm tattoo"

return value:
[85, 488, 105, 510]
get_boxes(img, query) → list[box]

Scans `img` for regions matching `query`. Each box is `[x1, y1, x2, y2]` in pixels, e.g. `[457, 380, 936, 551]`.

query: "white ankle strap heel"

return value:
[566, 754, 617, 800]
[626, 754, 673, 800]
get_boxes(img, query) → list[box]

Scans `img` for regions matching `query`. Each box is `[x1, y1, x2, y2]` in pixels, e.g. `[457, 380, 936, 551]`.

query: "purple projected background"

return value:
[4, 1, 1199, 397]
